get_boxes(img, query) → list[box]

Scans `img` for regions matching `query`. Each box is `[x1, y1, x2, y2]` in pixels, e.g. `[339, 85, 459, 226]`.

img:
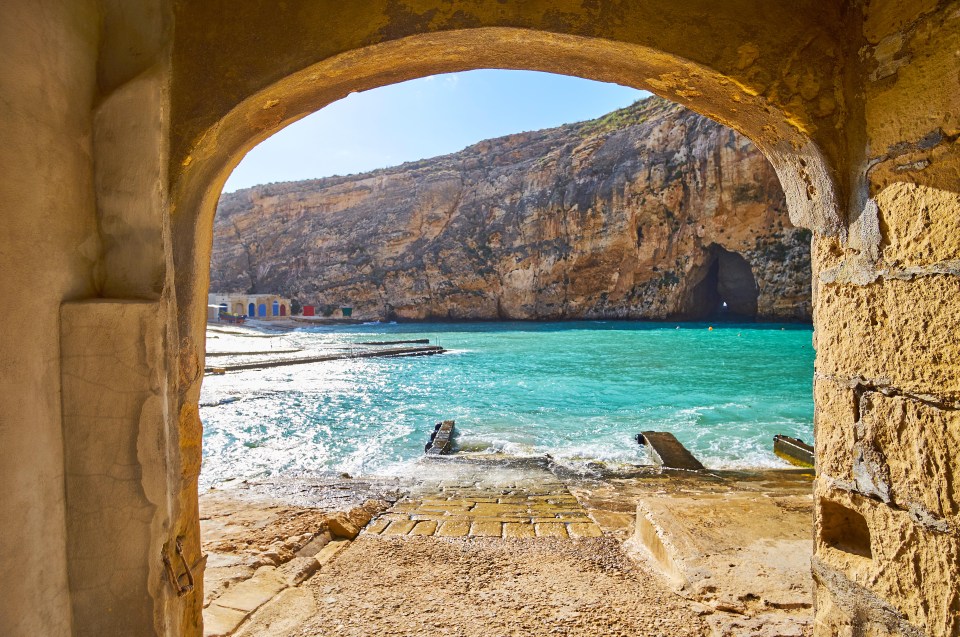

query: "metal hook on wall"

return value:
[162, 537, 195, 597]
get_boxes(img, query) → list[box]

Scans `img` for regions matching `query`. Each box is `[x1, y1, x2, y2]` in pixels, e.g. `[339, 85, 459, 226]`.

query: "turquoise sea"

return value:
[199, 321, 814, 486]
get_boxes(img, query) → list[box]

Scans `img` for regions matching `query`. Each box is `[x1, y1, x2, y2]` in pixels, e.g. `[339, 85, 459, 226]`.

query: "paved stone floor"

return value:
[204, 459, 814, 636]
[364, 487, 603, 539]
[363, 457, 603, 539]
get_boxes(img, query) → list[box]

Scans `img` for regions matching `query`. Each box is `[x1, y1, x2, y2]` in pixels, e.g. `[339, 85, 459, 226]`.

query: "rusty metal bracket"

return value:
[162, 537, 195, 597]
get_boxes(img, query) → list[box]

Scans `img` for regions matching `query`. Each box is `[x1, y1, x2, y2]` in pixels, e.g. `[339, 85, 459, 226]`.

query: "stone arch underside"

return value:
[6, 2, 955, 636]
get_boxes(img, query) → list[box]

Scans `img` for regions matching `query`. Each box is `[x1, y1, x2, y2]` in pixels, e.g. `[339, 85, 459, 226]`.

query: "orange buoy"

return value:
[708, 326, 713, 331]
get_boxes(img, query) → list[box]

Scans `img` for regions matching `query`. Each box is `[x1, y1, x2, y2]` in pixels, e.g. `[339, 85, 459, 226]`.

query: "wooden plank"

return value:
[639, 431, 705, 471]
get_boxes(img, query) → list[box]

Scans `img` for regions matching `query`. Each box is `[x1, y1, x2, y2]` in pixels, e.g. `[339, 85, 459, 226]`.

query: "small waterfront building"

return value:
[207, 293, 291, 320]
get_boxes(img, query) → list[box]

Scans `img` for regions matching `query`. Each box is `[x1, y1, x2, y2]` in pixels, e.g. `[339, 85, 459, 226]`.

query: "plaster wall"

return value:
[0, 1, 101, 635]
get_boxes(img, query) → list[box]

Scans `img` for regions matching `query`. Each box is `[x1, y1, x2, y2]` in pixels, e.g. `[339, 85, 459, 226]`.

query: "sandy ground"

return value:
[237, 535, 709, 637]
[201, 463, 814, 637]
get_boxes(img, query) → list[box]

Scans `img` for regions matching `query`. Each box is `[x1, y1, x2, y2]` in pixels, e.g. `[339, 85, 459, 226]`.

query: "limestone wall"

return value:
[0, 1, 101, 634]
[811, 2, 960, 635]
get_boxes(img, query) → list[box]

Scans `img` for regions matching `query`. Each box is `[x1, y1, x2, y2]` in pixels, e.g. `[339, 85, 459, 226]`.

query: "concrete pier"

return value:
[204, 345, 444, 373]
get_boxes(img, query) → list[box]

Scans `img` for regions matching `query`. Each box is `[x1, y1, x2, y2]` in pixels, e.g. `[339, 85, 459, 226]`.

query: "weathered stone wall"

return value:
[811, 2, 960, 635]
[212, 98, 811, 322]
[0, 2, 181, 636]
[0, 1, 101, 634]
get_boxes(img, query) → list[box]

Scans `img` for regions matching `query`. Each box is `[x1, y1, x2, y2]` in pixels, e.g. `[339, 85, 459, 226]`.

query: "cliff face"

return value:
[212, 97, 811, 321]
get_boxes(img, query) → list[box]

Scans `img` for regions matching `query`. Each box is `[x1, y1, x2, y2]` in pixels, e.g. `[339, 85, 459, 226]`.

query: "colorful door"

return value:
[272, 301, 279, 316]
[258, 304, 266, 317]
[248, 302, 255, 317]
[279, 304, 286, 316]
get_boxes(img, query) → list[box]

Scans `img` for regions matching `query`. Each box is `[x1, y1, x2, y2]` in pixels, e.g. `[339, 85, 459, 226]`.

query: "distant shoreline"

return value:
[232, 316, 814, 332]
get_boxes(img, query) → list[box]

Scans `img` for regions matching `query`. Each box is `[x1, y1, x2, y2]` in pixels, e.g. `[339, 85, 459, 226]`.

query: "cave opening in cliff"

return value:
[682, 245, 760, 321]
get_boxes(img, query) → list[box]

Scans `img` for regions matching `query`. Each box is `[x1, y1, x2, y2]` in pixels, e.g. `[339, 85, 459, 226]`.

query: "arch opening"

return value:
[196, 64, 820, 637]
[175, 25, 841, 637]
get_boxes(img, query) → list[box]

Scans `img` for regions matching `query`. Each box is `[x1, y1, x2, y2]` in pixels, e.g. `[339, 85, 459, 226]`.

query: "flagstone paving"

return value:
[363, 469, 603, 539]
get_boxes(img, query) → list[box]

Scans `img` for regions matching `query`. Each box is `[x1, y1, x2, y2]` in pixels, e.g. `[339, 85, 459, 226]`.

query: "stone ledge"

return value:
[202, 540, 352, 635]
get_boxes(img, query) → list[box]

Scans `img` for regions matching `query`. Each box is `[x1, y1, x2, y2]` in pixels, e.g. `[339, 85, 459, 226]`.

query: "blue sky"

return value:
[224, 70, 648, 192]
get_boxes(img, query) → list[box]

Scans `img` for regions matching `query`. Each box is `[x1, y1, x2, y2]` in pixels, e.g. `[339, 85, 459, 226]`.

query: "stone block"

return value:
[327, 514, 360, 539]
[567, 523, 603, 538]
[535, 523, 568, 538]
[814, 277, 960, 399]
[811, 574, 915, 637]
[813, 377, 857, 480]
[415, 505, 471, 514]
[469, 521, 502, 537]
[814, 484, 960, 636]
[859, 392, 959, 523]
[467, 503, 524, 517]
[382, 520, 416, 536]
[435, 521, 470, 537]
[315, 539, 348, 565]
[864, 4, 960, 155]
[503, 523, 536, 538]
[278, 556, 320, 586]
[59, 301, 166, 636]
[363, 518, 390, 535]
[202, 604, 249, 637]
[862, 0, 940, 44]
[295, 531, 331, 557]
[231, 588, 319, 637]
[213, 567, 287, 613]
[409, 520, 438, 536]
[816, 380, 959, 526]
[585, 510, 635, 533]
[875, 182, 960, 267]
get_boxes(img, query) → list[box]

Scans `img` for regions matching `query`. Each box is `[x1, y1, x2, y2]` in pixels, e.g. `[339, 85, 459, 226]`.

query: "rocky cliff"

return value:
[212, 97, 811, 321]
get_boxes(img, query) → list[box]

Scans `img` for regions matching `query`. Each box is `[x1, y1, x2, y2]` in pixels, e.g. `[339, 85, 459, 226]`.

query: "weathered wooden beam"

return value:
[638, 431, 705, 471]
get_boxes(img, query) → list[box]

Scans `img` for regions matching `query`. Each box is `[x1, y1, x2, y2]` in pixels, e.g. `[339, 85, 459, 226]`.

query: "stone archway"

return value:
[172, 28, 841, 636]
[8, 3, 950, 637]
[161, 13, 957, 636]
